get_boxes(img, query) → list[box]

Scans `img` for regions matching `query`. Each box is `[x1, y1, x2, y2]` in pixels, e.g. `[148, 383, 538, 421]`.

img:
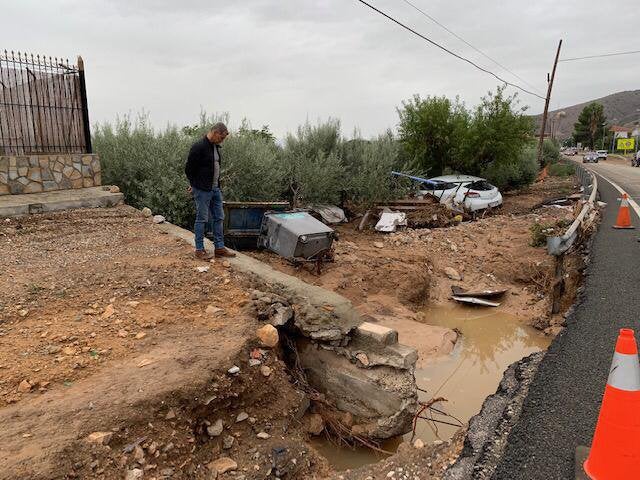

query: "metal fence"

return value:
[0, 50, 91, 155]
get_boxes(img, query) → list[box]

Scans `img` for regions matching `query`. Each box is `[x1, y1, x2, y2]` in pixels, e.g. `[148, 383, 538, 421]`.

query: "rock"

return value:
[17, 380, 31, 393]
[133, 445, 145, 462]
[413, 438, 425, 449]
[152, 215, 166, 224]
[256, 325, 279, 348]
[207, 419, 224, 437]
[444, 267, 462, 281]
[135, 332, 147, 340]
[160, 468, 175, 476]
[228, 365, 240, 375]
[236, 412, 249, 423]
[18, 309, 29, 317]
[117, 329, 128, 338]
[373, 241, 384, 249]
[125, 468, 143, 480]
[86, 431, 113, 445]
[163, 442, 175, 453]
[208, 457, 237, 474]
[248, 359, 262, 367]
[270, 306, 293, 327]
[102, 304, 115, 319]
[127, 301, 140, 308]
[196, 266, 210, 273]
[47, 345, 61, 355]
[63, 346, 76, 356]
[141, 207, 152, 217]
[165, 409, 176, 420]
[206, 305, 224, 316]
[109, 185, 120, 193]
[355, 352, 370, 366]
[256, 432, 270, 440]
[306, 414, 324, 436]
[222, 435, 235, 449]
[260, 366, 272, 377]
[222, 260, 231, 268]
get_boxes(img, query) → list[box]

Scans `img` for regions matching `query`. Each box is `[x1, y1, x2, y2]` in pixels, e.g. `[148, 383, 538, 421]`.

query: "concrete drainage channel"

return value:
[159, 221, 419, 444]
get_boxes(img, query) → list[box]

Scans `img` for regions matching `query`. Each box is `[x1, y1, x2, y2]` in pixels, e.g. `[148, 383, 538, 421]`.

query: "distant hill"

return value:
[532, 90, 640, 140]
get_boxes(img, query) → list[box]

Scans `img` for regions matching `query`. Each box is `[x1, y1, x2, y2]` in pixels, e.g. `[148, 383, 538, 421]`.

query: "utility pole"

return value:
[537, 39, 563, 166]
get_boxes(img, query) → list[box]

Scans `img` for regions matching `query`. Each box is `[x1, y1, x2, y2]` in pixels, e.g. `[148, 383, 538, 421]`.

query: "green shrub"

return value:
[542, 139, 561, 165]
[548, 162, 574, 177]
[343, 132, 412, 207]
[482, 145, 539, 190]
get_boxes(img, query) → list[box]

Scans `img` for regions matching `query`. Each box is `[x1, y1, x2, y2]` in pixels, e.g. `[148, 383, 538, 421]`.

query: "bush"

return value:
[343, 132, 412, 207]
[548, 162, 574, 177]
[482, 145, 539, 190]
[542, 139, 561, 165]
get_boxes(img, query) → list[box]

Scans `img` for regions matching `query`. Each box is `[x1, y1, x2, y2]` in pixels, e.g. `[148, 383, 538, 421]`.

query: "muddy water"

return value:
[315, 304, 550, 471]
[413, 305, 550, 444]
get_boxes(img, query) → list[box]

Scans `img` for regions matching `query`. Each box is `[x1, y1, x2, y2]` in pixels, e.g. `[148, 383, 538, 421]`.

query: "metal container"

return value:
[258, 210, 334, 260]
[207, 201, 289, 250]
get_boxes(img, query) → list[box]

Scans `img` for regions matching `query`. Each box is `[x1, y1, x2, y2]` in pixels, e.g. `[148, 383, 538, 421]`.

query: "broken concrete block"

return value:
[356, 322, 398, 346]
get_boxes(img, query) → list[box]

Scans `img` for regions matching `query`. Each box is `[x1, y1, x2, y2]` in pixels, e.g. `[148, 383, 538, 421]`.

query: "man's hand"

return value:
[187, 186, 193, 194]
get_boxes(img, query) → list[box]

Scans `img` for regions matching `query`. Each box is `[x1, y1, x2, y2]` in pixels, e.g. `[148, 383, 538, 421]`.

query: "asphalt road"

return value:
[492, 158, 640, 479]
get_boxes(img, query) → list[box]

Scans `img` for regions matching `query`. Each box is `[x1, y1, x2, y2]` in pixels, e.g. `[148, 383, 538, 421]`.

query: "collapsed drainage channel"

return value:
[157, 221, 568, 476]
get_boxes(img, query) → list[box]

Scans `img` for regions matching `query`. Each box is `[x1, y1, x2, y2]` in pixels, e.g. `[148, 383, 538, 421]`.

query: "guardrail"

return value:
[547, 162, 598, 256]
[547, 161, 599, 314]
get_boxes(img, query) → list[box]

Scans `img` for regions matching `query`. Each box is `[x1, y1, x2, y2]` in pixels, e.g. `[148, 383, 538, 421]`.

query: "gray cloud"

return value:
[4, 0, 639, 137]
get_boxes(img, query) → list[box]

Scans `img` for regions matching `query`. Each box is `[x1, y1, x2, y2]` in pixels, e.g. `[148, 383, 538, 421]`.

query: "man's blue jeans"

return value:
[193, 187, 224, 250]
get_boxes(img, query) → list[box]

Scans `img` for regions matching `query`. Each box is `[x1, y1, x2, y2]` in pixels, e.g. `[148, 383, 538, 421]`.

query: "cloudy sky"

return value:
[4, 0, 639, 138]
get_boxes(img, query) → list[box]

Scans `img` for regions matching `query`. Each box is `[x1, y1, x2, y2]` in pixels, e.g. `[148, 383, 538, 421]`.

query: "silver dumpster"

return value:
[258, 211, 334, 260]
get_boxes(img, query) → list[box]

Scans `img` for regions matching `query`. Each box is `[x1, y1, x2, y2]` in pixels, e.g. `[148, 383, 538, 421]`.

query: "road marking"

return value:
[591, 170, 640, 219]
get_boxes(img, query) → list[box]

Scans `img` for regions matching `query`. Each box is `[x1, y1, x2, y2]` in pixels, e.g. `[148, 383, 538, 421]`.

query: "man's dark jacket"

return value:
[185, 137, 222, 191]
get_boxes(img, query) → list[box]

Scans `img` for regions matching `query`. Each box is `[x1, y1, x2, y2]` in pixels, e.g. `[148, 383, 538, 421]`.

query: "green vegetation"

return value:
[397, 86, 537, 189]
[94, 114, 410, 228]
[548, 162, 574, 177]
[95, 86, 548, 227]
[573, 102, 607, 150]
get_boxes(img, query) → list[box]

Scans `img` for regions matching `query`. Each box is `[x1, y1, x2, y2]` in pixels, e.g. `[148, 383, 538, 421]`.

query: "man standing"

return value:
[185, 122, 236, 259]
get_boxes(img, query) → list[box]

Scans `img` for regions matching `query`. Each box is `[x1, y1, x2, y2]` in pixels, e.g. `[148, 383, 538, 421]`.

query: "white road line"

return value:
[591, 170, 640, 219]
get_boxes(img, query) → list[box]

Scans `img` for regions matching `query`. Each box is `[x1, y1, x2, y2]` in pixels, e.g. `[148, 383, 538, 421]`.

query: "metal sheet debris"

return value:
[451, 296, 501, 307]
[451, 286, 508, 299]
[309, 205, 347, 224]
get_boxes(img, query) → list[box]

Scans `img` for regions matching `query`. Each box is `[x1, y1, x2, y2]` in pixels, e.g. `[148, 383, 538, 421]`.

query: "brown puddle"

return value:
[314, 304, 550, 471]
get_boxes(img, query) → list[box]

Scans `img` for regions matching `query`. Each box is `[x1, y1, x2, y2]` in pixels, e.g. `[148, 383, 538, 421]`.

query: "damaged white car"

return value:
[392, 172, 503, 212]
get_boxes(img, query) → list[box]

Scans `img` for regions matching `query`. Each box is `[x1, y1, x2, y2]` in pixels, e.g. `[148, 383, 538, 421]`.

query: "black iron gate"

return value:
[0, 50, 91, 155]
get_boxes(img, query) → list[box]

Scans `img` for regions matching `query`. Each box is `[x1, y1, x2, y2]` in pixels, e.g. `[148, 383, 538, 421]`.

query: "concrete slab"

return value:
[0, 187, 124, 217]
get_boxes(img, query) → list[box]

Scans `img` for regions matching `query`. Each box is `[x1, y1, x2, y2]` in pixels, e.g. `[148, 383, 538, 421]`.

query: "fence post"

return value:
[77, 55, 92, 154]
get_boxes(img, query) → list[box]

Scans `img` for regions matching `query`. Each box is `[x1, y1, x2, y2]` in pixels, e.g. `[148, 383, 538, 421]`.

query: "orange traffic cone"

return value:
[583, 328, 640, 479]
[613, 193, 634, 229]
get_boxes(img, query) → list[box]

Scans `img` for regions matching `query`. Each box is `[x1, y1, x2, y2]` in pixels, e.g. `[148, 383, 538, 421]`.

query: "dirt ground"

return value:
[0, 175, 586, 480]
[249, 176, 582, 337]
[0, 207, 329, 480]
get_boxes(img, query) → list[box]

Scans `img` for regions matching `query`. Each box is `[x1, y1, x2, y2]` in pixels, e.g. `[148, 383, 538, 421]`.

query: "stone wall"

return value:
[0, 154, 101, 195]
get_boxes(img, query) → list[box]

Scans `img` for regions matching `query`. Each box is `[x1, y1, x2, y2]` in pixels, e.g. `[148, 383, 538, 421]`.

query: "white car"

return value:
[596, 150, 608, 160]
[418, 175, 503, 212]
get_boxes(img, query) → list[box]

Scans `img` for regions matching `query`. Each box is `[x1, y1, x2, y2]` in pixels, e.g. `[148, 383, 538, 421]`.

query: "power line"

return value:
[399, 0, 543, 94]
[559, 49, 640, 62]
[355, 0, 546, 100]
